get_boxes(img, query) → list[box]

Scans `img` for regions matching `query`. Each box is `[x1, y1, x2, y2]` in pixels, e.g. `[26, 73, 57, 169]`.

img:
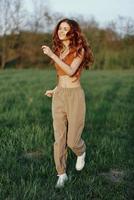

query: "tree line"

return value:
[0, 0, 134, 70]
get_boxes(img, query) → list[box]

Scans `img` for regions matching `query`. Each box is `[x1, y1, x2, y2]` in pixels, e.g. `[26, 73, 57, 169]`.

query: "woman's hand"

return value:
[44, 89, 54, 98]
[41, 45, 54, 58]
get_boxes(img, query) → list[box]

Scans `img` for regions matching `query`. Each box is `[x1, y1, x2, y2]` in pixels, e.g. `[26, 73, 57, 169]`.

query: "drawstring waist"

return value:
[54, 85, 84, 98]
[57, 84, 83, 91]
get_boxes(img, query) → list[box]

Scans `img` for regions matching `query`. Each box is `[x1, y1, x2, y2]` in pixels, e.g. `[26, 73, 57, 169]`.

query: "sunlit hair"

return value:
[52, 18, 94, 69]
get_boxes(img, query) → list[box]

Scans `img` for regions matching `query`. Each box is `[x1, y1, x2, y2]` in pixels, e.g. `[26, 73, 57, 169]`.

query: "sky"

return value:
[24, 0, 134, 27]
[49, 0, 134, 26]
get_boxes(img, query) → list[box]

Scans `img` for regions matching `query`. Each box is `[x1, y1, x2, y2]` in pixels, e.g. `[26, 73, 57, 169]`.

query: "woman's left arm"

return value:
[42, 45, 84, 76]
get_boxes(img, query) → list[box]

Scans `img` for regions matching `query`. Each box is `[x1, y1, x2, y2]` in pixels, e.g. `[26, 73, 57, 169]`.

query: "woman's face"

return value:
[58, 22, 71, 41]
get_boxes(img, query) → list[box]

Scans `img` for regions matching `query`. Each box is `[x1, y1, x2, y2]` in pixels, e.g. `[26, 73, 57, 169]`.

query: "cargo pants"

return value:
[52, 85, 86, 175]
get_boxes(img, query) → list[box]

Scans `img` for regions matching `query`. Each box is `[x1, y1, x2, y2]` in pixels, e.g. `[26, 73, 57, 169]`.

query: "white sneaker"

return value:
[55, 173, 68, 188]
[75, 152, 86, 171]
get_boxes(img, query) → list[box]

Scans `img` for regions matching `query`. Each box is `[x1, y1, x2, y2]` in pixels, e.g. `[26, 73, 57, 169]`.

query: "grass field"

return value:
[0, 69, 134, 200]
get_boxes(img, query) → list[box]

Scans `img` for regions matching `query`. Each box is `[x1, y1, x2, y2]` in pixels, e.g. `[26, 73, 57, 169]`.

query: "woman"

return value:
[41, 18, 94, 188]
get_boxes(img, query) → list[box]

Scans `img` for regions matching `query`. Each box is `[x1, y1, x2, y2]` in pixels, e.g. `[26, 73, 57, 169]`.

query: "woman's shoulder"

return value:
[70, 47, 84, 55]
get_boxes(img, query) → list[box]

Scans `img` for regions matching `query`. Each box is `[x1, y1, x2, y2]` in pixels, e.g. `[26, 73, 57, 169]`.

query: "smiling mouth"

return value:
[59, 34, 65, 37]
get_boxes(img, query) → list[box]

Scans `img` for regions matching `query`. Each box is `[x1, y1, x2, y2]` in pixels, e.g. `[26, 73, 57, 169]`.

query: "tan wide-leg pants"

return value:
[52, 85, 86, 175]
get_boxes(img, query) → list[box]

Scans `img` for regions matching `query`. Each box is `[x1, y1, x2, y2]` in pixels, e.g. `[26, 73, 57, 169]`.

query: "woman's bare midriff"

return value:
[58, 75, 81, 88]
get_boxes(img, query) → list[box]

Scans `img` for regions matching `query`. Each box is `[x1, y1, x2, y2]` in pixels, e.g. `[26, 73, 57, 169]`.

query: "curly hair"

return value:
[52, 18, 94, 70]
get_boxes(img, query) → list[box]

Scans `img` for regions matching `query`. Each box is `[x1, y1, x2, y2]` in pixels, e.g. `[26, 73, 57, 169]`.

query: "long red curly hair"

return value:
[52, 18, 94, 70]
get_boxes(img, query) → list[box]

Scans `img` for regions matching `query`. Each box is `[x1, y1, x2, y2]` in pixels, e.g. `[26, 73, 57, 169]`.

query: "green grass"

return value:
[0, 69, 134, 200]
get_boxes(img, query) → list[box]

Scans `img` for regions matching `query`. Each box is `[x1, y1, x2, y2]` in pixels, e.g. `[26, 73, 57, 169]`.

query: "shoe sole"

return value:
[75, 152, 86, 171]
[55, 178, 68, 188]
[76, 160, 85, 171]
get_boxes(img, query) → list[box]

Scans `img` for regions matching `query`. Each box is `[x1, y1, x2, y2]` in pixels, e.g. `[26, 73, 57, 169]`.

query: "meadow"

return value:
[0, 69, 134, 200]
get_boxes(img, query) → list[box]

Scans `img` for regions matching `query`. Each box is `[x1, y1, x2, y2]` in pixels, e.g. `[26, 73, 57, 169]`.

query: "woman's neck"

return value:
[62, 40, 70, 49]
